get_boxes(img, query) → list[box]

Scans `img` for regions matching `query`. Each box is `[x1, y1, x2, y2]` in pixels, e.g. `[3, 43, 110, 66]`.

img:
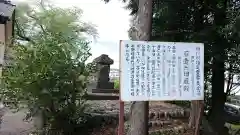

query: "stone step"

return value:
[86, 107, 190, 122]
[148, 110, 190, 120]
[149, 125, 189, 134]
[87, 112, 189, 133]
[87, 110, 189, 123]
[84, 93, 119, 100]
[148, 119, 185, 128]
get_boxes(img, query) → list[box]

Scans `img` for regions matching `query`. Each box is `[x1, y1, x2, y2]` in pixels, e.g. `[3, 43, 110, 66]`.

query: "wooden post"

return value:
[0, 24, 6, 85]
[128, 1, 153, 135]
[119, 40, 124, 135]
[118, 101, 124, 135]
[189, 101, 197, 128]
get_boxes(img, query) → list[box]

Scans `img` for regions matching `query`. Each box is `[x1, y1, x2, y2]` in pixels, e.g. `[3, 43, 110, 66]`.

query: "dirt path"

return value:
[0, 108, 33, 135]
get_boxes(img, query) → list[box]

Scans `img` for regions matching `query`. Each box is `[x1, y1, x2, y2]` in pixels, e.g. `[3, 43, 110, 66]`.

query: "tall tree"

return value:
[105, 0, 153, 135]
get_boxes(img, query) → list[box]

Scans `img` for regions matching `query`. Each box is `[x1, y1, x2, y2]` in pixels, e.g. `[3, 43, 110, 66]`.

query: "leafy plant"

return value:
[114, 79, 120, 89]
[1, 1, 98, 134]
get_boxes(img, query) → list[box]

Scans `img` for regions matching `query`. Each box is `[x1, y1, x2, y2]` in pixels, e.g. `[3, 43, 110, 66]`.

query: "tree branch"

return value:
[15, 20, 31, 42]
[27, 14, 47, 34]
[40, 0, 47, 11]
[226, 64, 233, 96]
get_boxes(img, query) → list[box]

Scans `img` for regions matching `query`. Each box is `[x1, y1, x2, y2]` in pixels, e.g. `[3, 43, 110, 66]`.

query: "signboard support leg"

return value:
[118, 100, 124, 135]
[194, 100, 204, 135]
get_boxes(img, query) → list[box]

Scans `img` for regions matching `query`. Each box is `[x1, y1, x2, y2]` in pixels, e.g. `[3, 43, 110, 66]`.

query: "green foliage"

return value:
[15, 1, 98, 44]
[2, 1, 98, 134]
[114, 79, 120, 89]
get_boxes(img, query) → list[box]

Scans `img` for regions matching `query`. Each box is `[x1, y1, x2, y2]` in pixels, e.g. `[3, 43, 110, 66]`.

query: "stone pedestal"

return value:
[97, 81, 114, 89]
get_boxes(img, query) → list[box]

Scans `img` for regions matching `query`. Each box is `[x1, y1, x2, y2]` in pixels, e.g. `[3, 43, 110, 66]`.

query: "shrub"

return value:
[1, 2, 98, 134]
[114, 79, 120, 89]
[2, 40, 94, 134]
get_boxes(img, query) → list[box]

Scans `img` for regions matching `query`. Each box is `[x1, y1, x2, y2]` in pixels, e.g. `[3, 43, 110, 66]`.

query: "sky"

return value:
[12, 0, 131, 69]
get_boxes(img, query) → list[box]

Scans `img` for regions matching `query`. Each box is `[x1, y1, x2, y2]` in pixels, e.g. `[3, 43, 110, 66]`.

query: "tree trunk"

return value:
[189, 0, 205, 129]
[208, 56, 226, 134]
[128, 1, 153, 135]
[208, 0, 228, 134]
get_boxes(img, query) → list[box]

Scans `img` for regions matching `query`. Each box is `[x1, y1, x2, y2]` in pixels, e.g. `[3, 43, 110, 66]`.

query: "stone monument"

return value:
[93, 54, 114, 89]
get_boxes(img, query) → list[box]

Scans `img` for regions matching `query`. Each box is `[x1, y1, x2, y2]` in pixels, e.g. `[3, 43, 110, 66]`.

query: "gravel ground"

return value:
[0, 101, 130, 135]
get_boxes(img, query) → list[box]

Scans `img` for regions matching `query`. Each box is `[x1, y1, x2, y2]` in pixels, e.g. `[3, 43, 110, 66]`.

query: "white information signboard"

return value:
[119, 40, 204, 101]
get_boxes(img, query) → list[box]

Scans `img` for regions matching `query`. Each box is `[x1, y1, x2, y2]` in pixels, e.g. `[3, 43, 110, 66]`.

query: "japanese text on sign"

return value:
[120, 40, 204, 101]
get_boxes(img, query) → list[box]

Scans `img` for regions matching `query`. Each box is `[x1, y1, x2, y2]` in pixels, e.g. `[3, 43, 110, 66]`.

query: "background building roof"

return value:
[0, 0, 15, 23]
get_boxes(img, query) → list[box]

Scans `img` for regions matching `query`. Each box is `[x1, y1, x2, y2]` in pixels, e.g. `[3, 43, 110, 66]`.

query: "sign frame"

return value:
[119, 40, 204, 102]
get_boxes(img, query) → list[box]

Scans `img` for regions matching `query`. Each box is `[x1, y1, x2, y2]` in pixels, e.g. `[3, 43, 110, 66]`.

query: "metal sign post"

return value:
[118, 101, 124, 135]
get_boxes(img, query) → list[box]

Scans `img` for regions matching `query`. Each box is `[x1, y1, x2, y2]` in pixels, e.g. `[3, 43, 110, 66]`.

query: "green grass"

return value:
[225, 123, 240, 129]
[225, 123, 240, 135]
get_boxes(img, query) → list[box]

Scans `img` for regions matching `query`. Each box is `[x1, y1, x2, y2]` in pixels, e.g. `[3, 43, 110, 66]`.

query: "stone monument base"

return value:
[97, 82, 114, 89]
